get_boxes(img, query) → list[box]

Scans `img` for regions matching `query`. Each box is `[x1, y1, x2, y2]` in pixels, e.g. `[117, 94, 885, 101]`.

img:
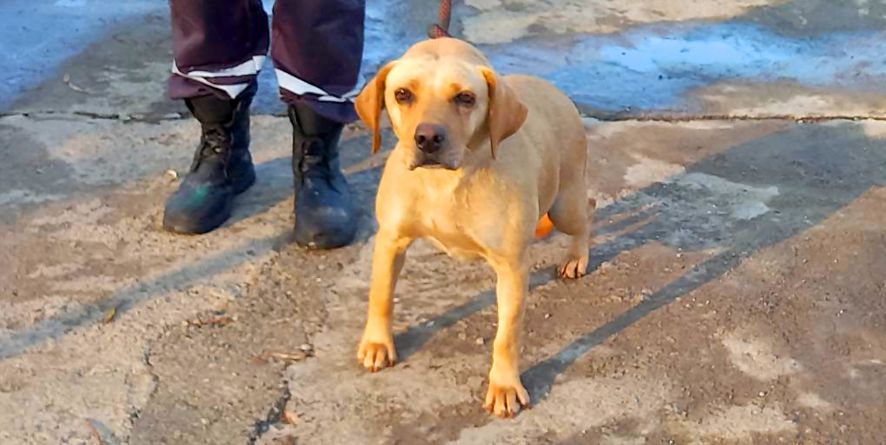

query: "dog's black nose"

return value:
[414, 123, 446, 154]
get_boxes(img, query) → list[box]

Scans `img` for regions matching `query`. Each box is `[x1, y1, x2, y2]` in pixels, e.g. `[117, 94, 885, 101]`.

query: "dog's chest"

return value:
[424, 229, 484, 262]
[417, 207, 482, 260]
[416, 194, 488, 262]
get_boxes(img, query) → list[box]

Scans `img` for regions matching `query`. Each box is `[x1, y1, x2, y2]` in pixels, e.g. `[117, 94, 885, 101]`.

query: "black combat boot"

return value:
[289, 103, 357, 249]
[163, 84, 257, 234]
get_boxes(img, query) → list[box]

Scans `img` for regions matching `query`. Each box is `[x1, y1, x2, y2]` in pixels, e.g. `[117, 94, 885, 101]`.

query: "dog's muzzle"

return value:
[409, 123, 456, 170]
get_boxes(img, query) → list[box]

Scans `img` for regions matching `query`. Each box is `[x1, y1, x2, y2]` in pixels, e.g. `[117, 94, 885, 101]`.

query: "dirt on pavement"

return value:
[2, 0, 886, 444]
[3, 115, 884, 444]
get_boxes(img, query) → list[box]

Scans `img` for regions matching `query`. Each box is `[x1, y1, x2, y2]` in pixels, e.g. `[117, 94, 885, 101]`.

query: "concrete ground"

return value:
[1, 1, 885, 444]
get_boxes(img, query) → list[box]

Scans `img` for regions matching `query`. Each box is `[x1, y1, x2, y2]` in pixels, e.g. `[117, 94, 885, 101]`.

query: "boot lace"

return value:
[191, 125, 231, 172]
[300, 139, 334, 179]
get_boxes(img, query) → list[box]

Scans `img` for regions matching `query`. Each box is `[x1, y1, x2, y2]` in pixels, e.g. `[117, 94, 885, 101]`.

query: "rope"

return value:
[427, 0, 453, 38]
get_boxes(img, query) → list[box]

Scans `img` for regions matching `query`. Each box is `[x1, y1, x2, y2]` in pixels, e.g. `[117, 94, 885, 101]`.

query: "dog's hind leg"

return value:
[549, 178, 592, 279]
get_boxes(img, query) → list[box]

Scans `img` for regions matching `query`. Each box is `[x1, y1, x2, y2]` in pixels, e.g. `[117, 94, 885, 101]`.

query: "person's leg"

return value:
[272, 0, 366, 249]
[164, 0, 269, 234]
[169, 0, 268, 100]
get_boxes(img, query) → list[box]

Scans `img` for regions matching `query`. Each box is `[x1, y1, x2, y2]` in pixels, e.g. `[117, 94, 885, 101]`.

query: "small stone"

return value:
[282, 409, 299, 425]
[475, 337, 485, 345]
[544, 313, 552, 319]
[299, 343, 313, 352]
[165, 169, 178, 180]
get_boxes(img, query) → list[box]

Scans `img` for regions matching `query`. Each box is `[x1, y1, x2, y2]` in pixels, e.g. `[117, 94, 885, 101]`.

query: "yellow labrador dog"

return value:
[354, 38, 592, 417]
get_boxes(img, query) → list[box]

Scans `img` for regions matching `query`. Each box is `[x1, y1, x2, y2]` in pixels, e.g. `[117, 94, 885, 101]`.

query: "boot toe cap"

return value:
[163, 183, 234, 234]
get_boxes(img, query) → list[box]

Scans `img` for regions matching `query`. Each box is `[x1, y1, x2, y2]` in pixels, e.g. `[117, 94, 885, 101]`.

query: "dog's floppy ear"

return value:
[480, 67, 527, 159]
[355, 63, 395, 154]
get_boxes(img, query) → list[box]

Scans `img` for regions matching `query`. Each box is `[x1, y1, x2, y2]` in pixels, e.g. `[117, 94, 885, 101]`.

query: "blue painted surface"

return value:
[1, 1, 884, 114]
[0, 0, 160, 110]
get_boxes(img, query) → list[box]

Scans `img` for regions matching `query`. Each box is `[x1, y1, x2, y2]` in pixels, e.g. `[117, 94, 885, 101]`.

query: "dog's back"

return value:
[501, 75, 588, 215]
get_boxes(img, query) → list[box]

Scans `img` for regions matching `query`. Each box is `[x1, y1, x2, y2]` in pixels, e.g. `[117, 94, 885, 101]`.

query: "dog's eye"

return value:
[454, 92, 476, 107]
[394, 88, 413, 104]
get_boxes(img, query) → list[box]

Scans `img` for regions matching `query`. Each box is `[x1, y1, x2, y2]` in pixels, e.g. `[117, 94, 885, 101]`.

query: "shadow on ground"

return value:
[392, 121, 886, 405]
[0, 133, 383, 360]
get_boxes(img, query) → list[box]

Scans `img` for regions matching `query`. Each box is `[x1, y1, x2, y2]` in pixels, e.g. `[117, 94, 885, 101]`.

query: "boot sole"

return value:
[294, 228, 357, 250]
[293, 215, 357, 250]
[163, 207, 232, 235]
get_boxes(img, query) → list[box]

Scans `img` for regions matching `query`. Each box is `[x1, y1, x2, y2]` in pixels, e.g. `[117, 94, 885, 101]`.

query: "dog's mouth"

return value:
[417, 159, 444, 168]
[408, 154, 457, 171]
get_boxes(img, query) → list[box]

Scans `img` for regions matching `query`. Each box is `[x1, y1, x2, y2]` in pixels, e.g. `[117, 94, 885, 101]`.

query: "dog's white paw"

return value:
[357, 336, 397, 372]
[484, 376, 530, 418]
[558, 255, 588, 279]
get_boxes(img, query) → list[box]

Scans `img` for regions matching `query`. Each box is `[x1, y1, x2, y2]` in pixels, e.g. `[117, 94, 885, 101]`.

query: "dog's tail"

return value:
[534, 213, 554, 238]
[535, 198, 596, 239]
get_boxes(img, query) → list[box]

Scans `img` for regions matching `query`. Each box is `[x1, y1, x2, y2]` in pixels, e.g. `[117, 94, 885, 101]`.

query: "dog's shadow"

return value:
[393, 122, 886, 404]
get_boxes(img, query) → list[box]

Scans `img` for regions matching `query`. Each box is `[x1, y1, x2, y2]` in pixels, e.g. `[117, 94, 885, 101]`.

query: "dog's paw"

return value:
[558, 255, 588, 279]
[484, 377, 530, 418]
[357, 336, 397, 372]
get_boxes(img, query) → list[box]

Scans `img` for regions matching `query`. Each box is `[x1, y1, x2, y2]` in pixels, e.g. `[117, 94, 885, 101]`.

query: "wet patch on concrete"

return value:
[481, 21, 886, 116]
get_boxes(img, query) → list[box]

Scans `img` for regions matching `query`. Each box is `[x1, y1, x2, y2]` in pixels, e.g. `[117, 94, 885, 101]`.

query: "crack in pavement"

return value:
[4, 110, 886, 126]
[248, 385, 292, 445]
[0, 110, 187, 123]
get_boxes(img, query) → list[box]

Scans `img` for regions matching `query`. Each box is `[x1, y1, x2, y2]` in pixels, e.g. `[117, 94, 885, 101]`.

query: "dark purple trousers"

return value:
[169, 0, 365, 123]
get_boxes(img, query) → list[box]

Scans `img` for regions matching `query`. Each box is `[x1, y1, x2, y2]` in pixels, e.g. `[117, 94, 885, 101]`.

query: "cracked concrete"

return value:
[2, 0, 886, 444]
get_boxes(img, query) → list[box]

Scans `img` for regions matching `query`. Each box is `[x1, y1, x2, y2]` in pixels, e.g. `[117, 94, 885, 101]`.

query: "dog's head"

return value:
[355, 38, 527, 170]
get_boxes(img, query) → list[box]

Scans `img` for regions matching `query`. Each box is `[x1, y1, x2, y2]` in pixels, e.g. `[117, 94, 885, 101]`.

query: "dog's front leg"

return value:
[358, 229, 411, 372]
[485, 258, 531, 417]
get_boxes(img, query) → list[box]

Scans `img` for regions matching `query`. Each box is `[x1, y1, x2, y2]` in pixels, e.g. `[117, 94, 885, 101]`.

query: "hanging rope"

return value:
[427, 0, 453, 38]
